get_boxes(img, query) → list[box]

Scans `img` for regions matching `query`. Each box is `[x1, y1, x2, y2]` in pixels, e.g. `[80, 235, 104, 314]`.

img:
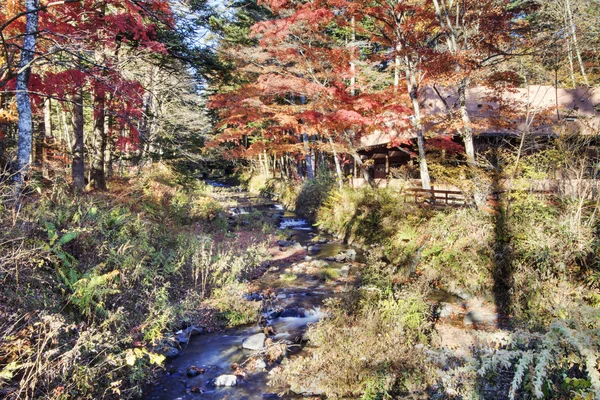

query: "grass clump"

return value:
[280, 272, 298, 282]
[319, 267, 340, 281]
[272, 284, 433, 399]
[211, 282, 262, 327]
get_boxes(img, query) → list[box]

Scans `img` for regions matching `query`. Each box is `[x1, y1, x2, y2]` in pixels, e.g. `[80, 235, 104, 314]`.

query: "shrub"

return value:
[272, 286, 433, 399]
[211, 283, 262, 327]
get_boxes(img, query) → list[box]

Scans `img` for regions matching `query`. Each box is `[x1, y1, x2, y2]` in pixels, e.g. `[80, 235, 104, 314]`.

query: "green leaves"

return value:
[43, 222, 81, 268]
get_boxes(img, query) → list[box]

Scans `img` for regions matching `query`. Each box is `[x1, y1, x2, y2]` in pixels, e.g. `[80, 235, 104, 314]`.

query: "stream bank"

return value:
[146, 180, 507, 399]
[146, 184, 365, 399]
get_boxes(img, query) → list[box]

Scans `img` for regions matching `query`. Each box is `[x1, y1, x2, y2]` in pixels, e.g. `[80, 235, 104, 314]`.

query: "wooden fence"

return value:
[404, 187, 473, 207]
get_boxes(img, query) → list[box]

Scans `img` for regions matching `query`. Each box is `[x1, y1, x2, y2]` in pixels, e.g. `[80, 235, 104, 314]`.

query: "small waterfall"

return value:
[279, 218, 312, 230]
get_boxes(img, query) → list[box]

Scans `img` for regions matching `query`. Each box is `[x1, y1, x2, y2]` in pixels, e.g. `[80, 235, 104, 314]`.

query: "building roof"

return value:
[361, 85, 600, 148]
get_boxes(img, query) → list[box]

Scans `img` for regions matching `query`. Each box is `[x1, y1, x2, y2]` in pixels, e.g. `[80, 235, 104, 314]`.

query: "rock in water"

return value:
[254, 358, 267, 370]
[311, 260, 329, 269]
[242, 333, 266, 350]
[334, 253, 347, 262]
[186, 366, 206, 377]
[214, 374, 237, 387]
[340, 265, 350, 278]
[307, 245, 320, 254]
[161, 345, 180, 358]
[174, 331, 189, 344]
[185, 326, 204, 336]
[438, 304, 455, 318]
[346, 249, 357, 260]
[463, 310, 484, 325]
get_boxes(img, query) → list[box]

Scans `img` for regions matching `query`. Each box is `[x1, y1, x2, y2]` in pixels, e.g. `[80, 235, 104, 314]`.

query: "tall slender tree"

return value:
[15, 0, 39, 183]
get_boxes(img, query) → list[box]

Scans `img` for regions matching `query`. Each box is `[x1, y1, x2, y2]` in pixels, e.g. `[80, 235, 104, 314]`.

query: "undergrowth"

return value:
[0, 164, 271, 399]
[260, 144, 600, 398]
[271, 278, 434, 399]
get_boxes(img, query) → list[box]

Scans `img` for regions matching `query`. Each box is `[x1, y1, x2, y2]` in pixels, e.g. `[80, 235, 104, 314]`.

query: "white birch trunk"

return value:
[15, 0, 39, 182]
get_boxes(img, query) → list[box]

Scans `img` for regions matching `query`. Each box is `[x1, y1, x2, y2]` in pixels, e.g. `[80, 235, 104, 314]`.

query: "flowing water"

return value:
[147, 186, 362, 399]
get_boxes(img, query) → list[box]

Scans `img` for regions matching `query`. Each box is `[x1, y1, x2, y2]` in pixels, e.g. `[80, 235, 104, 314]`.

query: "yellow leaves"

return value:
[0, 101, 18, 124]
[110, 380, 122, 395]
[124, 348, 165, 367]
[0, 360, 20, 382]
[125, 349, 137, 366]
[148, 351, 166, 365]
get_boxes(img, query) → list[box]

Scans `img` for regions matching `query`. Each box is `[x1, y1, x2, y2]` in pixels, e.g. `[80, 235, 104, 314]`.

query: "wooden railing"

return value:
[404, 187, 473, 207]
[404, 187, 558, 208]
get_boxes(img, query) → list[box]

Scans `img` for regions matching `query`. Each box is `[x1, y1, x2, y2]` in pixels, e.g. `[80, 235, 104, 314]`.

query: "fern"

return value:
[69, 270, 121, 319]
[477, 315, 600, 399]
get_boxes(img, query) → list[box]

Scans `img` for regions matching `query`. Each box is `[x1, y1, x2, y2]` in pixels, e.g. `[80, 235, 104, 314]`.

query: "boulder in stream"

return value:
[214, 374, 237, 387]
[307, 245, 320, 254]
[340, 265, 350, 278]
[276, 240, 296, 247]
[346, 249, 357, 260]
[253, 358, 267, 370]
[159, 345, 180, 358]
[185, 325, 204, 336]
[186, 366, 206, 377]
[438, 304, 456, 318]
[242, 333, 267, 350]
[311, 260, 329, 269]
[334, 253, 347, 262]
[174, 331, 189, 344]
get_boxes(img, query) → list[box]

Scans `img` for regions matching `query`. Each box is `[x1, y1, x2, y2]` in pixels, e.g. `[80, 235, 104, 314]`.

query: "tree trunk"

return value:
[432, 0, 475, 166]
[350, 151, 374, 188]
[458, 79, 476, 166]
[263, 150, 270, 176]
[15, 0, 39, 183]
[90, 82, 107, 190]
[42, 97, 53, 177]
[302, 133, 315, 180]
[328, 136, 343, 189]
[61, 108, 71, 151]
[71, 88, 85, 190]
[105, 106, 113, 178]
[394, 55, 400, 92]
[566, 40, 577, 88]
[90, 12, 107, 190]
[350, 16, 356, 96]
[565, 0, 588, 86]
[404, 57, 431, 190]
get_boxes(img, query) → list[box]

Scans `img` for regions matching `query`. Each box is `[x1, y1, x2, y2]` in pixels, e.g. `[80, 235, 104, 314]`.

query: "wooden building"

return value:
[355, 85, 600, 183]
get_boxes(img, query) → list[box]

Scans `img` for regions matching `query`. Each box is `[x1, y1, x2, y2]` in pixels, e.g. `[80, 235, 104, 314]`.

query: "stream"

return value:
[147, 186, 364, 399]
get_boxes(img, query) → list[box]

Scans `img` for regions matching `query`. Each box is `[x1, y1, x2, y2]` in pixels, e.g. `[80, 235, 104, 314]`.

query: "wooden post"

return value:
[385, 153, 389, 175]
